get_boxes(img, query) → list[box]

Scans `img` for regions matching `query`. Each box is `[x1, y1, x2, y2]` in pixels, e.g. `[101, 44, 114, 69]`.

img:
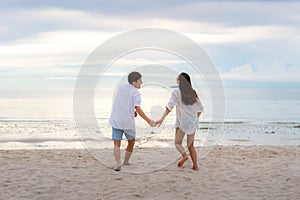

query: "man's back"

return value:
[109, 84, 141, 130]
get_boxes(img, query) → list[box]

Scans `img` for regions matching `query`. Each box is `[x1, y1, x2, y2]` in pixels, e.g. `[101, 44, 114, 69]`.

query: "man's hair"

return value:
[128, 71, 142, 84]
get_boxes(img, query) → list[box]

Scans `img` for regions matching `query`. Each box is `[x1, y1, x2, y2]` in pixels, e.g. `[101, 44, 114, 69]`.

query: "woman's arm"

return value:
[156, 90, 177, 127]
[197, 112, 201, 118]
[156, 107, 171, 127]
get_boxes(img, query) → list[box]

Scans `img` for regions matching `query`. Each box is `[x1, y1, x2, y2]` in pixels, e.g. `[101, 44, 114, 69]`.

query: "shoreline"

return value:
[1, 120, 299, 149]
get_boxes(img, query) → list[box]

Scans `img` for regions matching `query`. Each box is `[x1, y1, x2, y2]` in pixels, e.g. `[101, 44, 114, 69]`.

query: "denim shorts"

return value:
[112, 127, 135, 140]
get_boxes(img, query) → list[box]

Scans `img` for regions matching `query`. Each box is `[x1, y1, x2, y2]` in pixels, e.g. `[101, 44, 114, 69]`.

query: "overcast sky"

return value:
[1, 0, 300, 98]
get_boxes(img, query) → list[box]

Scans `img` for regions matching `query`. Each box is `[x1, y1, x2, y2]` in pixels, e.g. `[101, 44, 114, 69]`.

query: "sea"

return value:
[0, 88, 299, 150]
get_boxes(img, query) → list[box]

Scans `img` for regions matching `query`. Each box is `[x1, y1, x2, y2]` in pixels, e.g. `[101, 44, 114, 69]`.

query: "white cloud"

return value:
[3, 6, 299, 44]
[187, 25, 300, 44]
[1, 3, 300, 90]
[0, 31, 113, 68]
[222, 63, 300, 83]
[231, 64, 254, 74]
[1, 23, 298, 71]
[44, 76, 75, 80]
[222, 64, 255, 80]
[164, 1, 300, 27]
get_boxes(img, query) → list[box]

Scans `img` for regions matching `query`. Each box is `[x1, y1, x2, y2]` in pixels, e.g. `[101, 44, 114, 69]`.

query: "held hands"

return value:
[147, 119, 157, 127]
[136, 106, 169, 128]
[155, 118, 164, 127]
[146, 118, 165, 127]
[147, 118, 164, 127]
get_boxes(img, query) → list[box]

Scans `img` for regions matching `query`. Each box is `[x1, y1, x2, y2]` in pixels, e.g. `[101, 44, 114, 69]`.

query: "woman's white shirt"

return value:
[166, 89, 204, 135]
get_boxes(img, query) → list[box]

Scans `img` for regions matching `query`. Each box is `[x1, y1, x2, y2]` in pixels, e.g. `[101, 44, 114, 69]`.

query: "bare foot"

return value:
[192, 165, 199, 171]
[122, 162, 131, 166]
[113, 164, 122, 171]
[177, 156, 188, 168]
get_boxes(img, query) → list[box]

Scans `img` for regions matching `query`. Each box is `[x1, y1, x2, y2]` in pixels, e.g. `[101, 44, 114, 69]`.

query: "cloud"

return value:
[222, 63, 300, 83]
[44, 76, 75, 80]
[2, 4, 300, 44]
[154, 1, 300, 26]
[230, 64, 254, 75]
[0, 30, 113, 68]
[187, 25, 300, 45]
[1, 1, 300, 94]
[1, 7, 298, 69]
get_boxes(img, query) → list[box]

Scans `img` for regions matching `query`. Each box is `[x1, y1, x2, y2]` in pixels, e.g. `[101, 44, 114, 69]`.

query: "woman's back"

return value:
[167, 89, 203, 135]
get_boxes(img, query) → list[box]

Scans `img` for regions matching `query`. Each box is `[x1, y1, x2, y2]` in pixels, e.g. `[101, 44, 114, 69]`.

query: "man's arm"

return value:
[135, 106, 154, 126]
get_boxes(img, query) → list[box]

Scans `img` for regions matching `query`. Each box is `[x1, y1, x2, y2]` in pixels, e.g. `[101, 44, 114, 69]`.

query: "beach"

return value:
[1, 146, 299, 200]
[1, 98, 300, 199]
[2, 0, 300, 199]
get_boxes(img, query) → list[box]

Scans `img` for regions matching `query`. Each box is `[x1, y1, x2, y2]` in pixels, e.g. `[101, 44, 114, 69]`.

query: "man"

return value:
[109, 71, 155, 171]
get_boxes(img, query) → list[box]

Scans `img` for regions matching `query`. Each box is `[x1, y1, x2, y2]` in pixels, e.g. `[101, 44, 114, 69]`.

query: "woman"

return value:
[157, 72, 204, 170]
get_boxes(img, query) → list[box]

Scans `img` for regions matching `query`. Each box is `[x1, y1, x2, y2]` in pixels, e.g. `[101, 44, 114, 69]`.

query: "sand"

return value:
[1, 146, 299, 200]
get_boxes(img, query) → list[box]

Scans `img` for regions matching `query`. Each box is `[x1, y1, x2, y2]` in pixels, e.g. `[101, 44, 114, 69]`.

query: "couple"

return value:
[109, 71, 204, 171]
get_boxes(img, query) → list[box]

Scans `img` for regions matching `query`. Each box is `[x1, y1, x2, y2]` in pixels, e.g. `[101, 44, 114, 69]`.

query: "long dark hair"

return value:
[178, 72, 198, 105]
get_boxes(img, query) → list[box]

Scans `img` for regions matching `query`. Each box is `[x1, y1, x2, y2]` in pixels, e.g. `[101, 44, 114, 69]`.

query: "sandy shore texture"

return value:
[1, 146, 299, 200]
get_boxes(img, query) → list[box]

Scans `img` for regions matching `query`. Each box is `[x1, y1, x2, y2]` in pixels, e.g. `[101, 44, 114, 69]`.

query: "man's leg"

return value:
[123, 139, 135, 165]
[112, 128, 123, 171]
[113, 140, 122, 171]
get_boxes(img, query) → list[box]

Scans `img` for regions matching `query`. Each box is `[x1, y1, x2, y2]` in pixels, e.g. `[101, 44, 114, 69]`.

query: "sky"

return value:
[1, 0, 300, 99]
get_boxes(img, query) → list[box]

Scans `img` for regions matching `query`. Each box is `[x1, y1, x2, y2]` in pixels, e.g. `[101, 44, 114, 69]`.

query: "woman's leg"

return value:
[175, 128, 188, 167]
[187, 133, 198, 170]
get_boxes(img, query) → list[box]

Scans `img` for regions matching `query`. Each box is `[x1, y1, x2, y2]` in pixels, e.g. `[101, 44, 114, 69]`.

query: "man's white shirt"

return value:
[109, 84, 141, 131]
